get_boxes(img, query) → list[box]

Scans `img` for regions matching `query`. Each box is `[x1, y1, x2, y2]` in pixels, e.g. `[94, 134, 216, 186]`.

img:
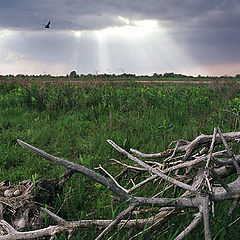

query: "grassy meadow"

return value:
[1, 79, 240, 239]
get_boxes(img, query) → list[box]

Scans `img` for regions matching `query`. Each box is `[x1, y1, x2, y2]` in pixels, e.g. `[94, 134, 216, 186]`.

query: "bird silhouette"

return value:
[45, 21, 51, 28]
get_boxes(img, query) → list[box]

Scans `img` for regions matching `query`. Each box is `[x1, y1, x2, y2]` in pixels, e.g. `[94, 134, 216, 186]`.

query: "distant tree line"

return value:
[1, 71, 240, 80]
[60, 71, 240, 79]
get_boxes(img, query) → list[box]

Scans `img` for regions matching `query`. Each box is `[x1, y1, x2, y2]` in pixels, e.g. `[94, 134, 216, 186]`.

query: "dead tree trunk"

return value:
[1, 127, 240, 239]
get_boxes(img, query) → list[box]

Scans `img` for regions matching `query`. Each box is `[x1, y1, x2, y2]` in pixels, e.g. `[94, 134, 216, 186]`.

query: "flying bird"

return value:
[45, 21, 51, 28]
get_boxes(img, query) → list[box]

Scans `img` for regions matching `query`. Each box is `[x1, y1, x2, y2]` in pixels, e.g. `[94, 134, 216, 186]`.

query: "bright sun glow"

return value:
[73, 30, 82, 37]
[0, 29, 13, 39]
[71, 16, 201, 75]
[92, 17, 169, 73]
[97, 16, 161, 39]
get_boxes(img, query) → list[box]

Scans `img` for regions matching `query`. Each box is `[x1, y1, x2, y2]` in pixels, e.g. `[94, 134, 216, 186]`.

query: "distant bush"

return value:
[69, 71, 79, 78]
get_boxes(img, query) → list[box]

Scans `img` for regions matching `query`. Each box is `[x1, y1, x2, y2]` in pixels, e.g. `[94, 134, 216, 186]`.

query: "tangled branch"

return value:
[0, 128, 240, 239]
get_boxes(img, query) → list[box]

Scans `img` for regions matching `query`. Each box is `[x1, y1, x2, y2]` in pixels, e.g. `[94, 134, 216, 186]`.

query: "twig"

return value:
[163, 156, 205, 173]
[130, 148, 174, 159]
[107, 211, 133, 240]
[40, 207, 67, 225]
[97, 164, 127, 193]
[174, 212, 202, 240]
[145, 160, 163, 168]
[228, 215, 240, 227]
[164, 140, 180, 163]
[129, 218, 174, 240]
[205, 127, 217, 170]
[96, 203, 137, 240]
[110, 158, 146, 172]
[168, 139, 190, 148]
[127, 175, 158, 194]
[153, 184, 174, 198]
[56, 186, 72, 215]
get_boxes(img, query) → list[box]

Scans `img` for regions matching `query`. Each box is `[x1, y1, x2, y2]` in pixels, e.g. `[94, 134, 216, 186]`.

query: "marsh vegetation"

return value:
[1, 79, 240, 239]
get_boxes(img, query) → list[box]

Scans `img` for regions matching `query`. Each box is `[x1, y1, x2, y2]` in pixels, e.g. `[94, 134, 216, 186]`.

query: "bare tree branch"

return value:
[17, 140, 130, 202]
[130, 132, 240, 160]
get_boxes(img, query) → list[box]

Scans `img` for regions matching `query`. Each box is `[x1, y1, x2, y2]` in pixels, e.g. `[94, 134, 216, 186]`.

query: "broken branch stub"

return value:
[0, 128, 240, 239]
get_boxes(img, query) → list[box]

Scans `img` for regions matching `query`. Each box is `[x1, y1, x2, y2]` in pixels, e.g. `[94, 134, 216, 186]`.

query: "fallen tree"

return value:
[0, 127, 240, 239]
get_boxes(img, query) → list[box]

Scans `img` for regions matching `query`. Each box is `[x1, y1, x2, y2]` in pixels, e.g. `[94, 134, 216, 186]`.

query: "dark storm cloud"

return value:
[0, 0, 124, 31]
[171, 27, 240, 65]
[0, 0, 239, 31]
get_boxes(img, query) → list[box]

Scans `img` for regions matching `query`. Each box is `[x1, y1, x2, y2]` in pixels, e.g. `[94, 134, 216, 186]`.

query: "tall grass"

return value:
[0, 82, 240, 239]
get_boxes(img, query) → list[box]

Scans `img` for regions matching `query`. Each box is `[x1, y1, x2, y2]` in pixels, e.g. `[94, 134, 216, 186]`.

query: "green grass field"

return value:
[1, 80, 240, 239]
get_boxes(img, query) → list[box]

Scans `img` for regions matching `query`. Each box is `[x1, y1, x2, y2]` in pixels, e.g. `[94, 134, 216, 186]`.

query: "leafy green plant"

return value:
[31, 172, 40, 185]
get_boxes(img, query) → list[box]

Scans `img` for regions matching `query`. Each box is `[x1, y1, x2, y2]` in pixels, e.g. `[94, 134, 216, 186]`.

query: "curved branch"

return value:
[130, 132, 240, 160]
[17, 140, 130, 201]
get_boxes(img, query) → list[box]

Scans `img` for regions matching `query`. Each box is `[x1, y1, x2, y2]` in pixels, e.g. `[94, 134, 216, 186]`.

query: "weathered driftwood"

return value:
[1, 127, 240, 239]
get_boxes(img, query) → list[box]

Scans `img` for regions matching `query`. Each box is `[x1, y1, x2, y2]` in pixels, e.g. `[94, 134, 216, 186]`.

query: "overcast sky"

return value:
[0, 0, 240, 76]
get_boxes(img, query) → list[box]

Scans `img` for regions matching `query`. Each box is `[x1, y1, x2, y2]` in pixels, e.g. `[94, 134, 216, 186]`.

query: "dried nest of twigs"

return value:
[0, 180, 40, 231]
[0, 178, 61, 237]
